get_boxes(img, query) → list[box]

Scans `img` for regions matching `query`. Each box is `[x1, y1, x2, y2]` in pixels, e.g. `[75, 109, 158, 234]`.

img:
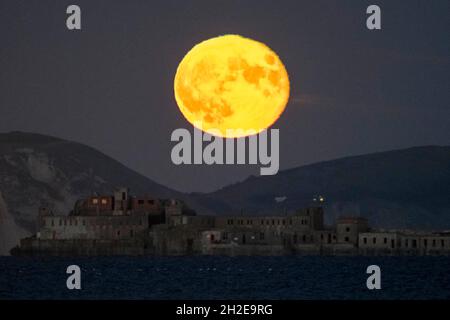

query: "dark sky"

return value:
[1, 0, 449, 192]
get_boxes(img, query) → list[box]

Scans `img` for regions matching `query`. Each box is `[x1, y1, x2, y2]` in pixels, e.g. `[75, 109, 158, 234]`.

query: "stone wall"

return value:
[16, 237, 152, 256]
[39, 214, 148, 240]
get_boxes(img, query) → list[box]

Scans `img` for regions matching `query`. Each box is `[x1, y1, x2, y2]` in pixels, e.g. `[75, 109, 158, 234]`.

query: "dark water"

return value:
[0, 256, 449, 300]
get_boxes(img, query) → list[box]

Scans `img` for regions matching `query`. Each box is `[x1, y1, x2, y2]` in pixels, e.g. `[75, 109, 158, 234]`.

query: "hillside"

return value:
[192, 146, 450, 229]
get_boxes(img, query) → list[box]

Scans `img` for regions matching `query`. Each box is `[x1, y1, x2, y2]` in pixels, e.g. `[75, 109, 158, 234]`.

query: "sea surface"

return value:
[0, 256, 449, 300]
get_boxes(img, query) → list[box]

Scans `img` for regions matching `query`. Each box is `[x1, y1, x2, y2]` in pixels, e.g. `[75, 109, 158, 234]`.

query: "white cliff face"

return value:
[1, 151, 80, 231]
[0, 192, 29, 255]
[25, 151, 57, 184]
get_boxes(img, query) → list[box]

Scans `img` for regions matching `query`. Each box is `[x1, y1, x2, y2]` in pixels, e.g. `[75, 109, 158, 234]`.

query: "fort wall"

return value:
[13, 189, 450, 256]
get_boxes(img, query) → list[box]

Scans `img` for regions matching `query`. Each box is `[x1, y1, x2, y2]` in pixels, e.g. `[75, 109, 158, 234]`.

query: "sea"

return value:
[0, 256, 449, 300]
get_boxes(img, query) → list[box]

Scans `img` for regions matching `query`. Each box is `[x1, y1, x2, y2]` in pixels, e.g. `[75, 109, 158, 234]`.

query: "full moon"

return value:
[174, 35, 290, 138]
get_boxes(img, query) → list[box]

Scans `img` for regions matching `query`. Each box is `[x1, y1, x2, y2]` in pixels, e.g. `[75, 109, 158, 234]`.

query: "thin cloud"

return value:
[291, 94, 333, 107]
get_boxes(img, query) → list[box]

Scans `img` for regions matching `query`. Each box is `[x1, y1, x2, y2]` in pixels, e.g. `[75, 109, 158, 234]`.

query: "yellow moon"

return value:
[174, 35, 290, 138]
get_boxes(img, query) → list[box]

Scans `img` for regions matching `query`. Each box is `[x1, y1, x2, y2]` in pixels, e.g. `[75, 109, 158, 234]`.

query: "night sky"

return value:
[1, 0, 449, 192]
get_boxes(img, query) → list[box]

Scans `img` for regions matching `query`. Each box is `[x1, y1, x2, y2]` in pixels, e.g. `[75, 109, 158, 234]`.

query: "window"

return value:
[345, 236, 349, 242]
[405, 239, 409, 247]
[363, 237, 367, 244]
[259, 232, 265, 240]
[223, 232, 228, 240]
[272, 219, 275, 225]
[412, 239, 417, 248]
[138, 200, 144, 205]
[260, 220, 264, 225]
[373, 238, 376, 244]
[441, 240, 445, 247]
[346, 227, 350, 232]
[424, 239, 428, 247]
[82, 220, 86, 226]
[302, 235, 306, 242]
[101, 198, 107, 204]
[289, 220, 292, 225]
[148, 200, 154, 205]
[51, 219, 54, 227]
[130, 230, 134, 237]
[432, 239, 436, 247]
[117, 230, 121, 237]
[384, 238, 387, 244]
[92, 198, 98, 204]
[282, 220, 285, 225]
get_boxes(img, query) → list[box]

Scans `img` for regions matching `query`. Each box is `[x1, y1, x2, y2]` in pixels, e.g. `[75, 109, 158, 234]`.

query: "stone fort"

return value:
[14, 188, 450, 256]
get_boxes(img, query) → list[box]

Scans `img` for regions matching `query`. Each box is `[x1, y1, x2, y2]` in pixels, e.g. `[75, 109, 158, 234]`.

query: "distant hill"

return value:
[0, 131, 185, 254]
[192, 146, 450, 230]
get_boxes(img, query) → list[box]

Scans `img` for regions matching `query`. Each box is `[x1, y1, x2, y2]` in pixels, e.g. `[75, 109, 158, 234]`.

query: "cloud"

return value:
[291, 94, 333, 107]
[369, 48, 450, 66]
